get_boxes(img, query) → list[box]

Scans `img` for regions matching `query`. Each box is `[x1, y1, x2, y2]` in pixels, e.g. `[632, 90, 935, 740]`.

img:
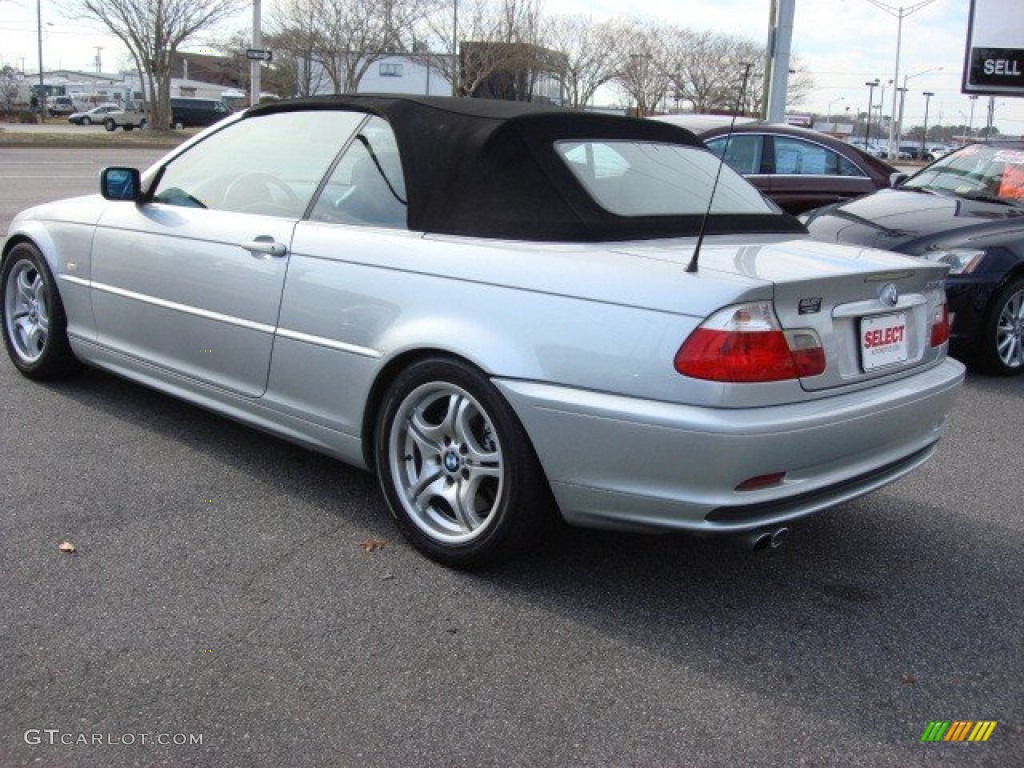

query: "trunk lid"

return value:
[626, 235, 950, 391]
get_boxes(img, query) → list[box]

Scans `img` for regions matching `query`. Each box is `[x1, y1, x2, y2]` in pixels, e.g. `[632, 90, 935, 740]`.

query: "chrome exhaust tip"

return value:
[769, 527, 789, 549]
[740, 527, 789, 551]
[743, 531, 773, 551]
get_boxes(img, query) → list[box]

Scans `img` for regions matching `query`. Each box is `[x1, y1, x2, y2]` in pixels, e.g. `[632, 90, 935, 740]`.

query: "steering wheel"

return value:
[224, 173, 300, 212]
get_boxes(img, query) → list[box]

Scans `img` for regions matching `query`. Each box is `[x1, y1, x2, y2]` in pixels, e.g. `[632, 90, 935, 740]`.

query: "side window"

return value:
[152, 110, 364, 217]
[837, 153, 867, 177]
[309, 116, 407, 229]
[773, 136, 865, 177]
[705, 135, 763, 174]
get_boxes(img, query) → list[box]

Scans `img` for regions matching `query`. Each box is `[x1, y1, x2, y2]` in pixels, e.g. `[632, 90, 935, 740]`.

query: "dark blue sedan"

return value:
[803, 141, 1024, 375]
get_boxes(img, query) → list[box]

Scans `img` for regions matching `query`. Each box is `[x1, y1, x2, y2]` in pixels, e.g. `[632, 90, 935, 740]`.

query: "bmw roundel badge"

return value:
[880, 283, 899, 307]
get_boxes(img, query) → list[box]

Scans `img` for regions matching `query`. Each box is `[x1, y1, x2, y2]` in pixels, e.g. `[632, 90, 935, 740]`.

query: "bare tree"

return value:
[413, 0, 544, 98]
[664, 30, 740, 114]
[311, 0, 397, 93]
[267, 0, 332, 97]
[610, 18, 671, 117]
[1, 65, 20, 117]
[541, 14, 618, 109]
[60, 0, 244, 129]
[266, 0, 435, 96]
[785, 59, 814, 110]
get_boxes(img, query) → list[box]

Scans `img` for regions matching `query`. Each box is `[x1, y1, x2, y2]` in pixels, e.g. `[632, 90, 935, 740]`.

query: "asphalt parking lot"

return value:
[0, 146, 1021, 767]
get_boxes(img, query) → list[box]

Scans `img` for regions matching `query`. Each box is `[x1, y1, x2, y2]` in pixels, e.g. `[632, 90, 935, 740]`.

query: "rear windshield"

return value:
[555, 140, 775, 217]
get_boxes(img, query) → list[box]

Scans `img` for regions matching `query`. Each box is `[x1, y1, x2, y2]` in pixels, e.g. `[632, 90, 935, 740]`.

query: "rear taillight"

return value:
[930, 301, 949, 347]
[674, 302, 825, 382]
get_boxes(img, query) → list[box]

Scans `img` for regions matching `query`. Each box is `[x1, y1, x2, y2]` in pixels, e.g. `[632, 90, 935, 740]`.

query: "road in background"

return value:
[0, 148, 167, 233]
[0, 148, 1020, 767]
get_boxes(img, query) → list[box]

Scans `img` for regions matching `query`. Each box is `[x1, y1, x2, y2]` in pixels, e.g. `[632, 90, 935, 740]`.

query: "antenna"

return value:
[686, 63, 754, 274]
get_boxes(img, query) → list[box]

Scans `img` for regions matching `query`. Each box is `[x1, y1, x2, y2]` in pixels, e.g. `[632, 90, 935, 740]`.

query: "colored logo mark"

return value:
[921, 720, 997, 743]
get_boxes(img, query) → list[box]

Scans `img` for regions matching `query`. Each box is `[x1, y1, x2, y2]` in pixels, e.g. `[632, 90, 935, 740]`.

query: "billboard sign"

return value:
[963, 0, 1024, 95]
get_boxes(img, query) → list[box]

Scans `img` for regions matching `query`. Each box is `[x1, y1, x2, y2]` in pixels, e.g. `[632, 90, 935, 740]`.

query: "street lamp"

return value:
[864, 79, 880, 149]
[898, 66, 942, 144]
[862, 0, 941, 160]
[920, 91, 934, 158]
[967, 94, 978, 140]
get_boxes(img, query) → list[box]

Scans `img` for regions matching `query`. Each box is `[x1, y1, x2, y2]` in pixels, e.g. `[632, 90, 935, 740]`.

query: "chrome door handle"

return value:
[242, 237, 287, 258]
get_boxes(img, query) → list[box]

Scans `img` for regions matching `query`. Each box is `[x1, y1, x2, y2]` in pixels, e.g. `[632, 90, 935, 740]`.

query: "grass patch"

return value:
[0, 126, 194, 149]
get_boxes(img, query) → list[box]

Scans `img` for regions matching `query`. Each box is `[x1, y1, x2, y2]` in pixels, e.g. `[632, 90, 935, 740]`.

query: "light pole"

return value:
[250, 0, 262, 106]
[896, 87, 908, 144]
[36, 0, 45, 118]
[864, 79, 880, 149]
[451, 0, 458, 96]
[898, 66, 942, 146]
[920, 91, 934, 158]
[968, 95, 978, 141]
[863, 0, 940, 160]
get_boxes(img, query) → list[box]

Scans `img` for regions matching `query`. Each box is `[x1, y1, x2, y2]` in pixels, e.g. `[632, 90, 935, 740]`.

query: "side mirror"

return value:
[889, 172, 909, 188]
[100, 167, 142, 202]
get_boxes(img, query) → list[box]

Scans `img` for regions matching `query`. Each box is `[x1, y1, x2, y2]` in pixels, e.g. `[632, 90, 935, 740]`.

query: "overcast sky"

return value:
[1, 0, 1021, 134]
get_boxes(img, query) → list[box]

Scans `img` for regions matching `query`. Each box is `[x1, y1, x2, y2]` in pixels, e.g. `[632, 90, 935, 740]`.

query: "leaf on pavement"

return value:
[359, 539, 386, 552]
[58, 541, 77, 554]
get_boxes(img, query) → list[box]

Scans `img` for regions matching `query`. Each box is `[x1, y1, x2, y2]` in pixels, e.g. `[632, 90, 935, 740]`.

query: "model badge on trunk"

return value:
[798, 297, 822, 314]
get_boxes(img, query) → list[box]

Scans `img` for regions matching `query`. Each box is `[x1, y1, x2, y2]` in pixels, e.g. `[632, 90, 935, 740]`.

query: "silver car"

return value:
[1, 95, 964, 567]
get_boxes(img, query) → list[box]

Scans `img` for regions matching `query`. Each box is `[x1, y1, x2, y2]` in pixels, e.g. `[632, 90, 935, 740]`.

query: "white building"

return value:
[355, 55, 454, 97]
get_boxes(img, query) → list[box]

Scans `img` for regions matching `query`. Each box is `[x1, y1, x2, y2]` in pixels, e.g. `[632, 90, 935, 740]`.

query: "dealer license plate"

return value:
[860, 312, 908, 371]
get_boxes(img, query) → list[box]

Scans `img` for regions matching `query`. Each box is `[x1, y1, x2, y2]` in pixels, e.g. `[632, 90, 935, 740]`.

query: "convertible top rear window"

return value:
[557, 140, 775, 217]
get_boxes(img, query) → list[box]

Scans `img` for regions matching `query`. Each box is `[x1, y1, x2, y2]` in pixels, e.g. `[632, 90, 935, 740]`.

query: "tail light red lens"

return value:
[675, 302, 825, 383]
[930, 302, 950, 347]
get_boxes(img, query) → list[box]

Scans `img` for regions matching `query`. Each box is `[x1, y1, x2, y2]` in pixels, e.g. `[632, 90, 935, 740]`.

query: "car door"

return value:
[90, 109, 365, 397]
[766, 134, 876, 213]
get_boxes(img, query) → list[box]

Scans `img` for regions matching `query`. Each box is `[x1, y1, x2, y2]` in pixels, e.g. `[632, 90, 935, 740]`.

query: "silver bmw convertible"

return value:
[1, 95, 964, 566]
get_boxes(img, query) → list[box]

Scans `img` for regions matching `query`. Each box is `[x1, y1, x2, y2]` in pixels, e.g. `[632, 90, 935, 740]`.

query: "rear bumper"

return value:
[496, 358, 965, 534]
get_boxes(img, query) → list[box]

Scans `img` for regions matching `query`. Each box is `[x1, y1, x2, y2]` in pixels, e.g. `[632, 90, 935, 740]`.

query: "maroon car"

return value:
[655, 117, 898, 214]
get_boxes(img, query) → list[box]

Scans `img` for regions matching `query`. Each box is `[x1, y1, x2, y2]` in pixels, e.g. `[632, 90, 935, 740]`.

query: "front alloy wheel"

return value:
[982, 279, 1024, 375]
[375, 358, 553, 567]
[1, 243, 80, 379]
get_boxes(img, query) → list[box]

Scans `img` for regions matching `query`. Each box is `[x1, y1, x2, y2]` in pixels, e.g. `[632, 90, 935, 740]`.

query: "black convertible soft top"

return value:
[249, 95, 802, 241]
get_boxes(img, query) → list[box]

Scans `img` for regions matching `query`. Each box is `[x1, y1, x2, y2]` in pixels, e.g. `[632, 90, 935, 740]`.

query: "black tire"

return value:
[139, 119, 147, 130]
[81, 116, 91, 125]
[978, 278, 1024, 375]
[104, 119, 116, 132]
[1, 242, 81, 379]
[374, 357, 554, 568]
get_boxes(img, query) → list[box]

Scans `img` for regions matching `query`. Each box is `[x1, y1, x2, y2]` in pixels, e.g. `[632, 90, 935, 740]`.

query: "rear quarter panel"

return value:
[267, 224, 775, 436]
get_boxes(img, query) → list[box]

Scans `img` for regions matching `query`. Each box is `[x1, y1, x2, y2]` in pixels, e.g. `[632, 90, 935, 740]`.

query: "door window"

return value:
[152, 110, 364, 217]
[309, 116, 408, 229]
[772, 136, 866, 177]
[704, 134, 764, 174]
